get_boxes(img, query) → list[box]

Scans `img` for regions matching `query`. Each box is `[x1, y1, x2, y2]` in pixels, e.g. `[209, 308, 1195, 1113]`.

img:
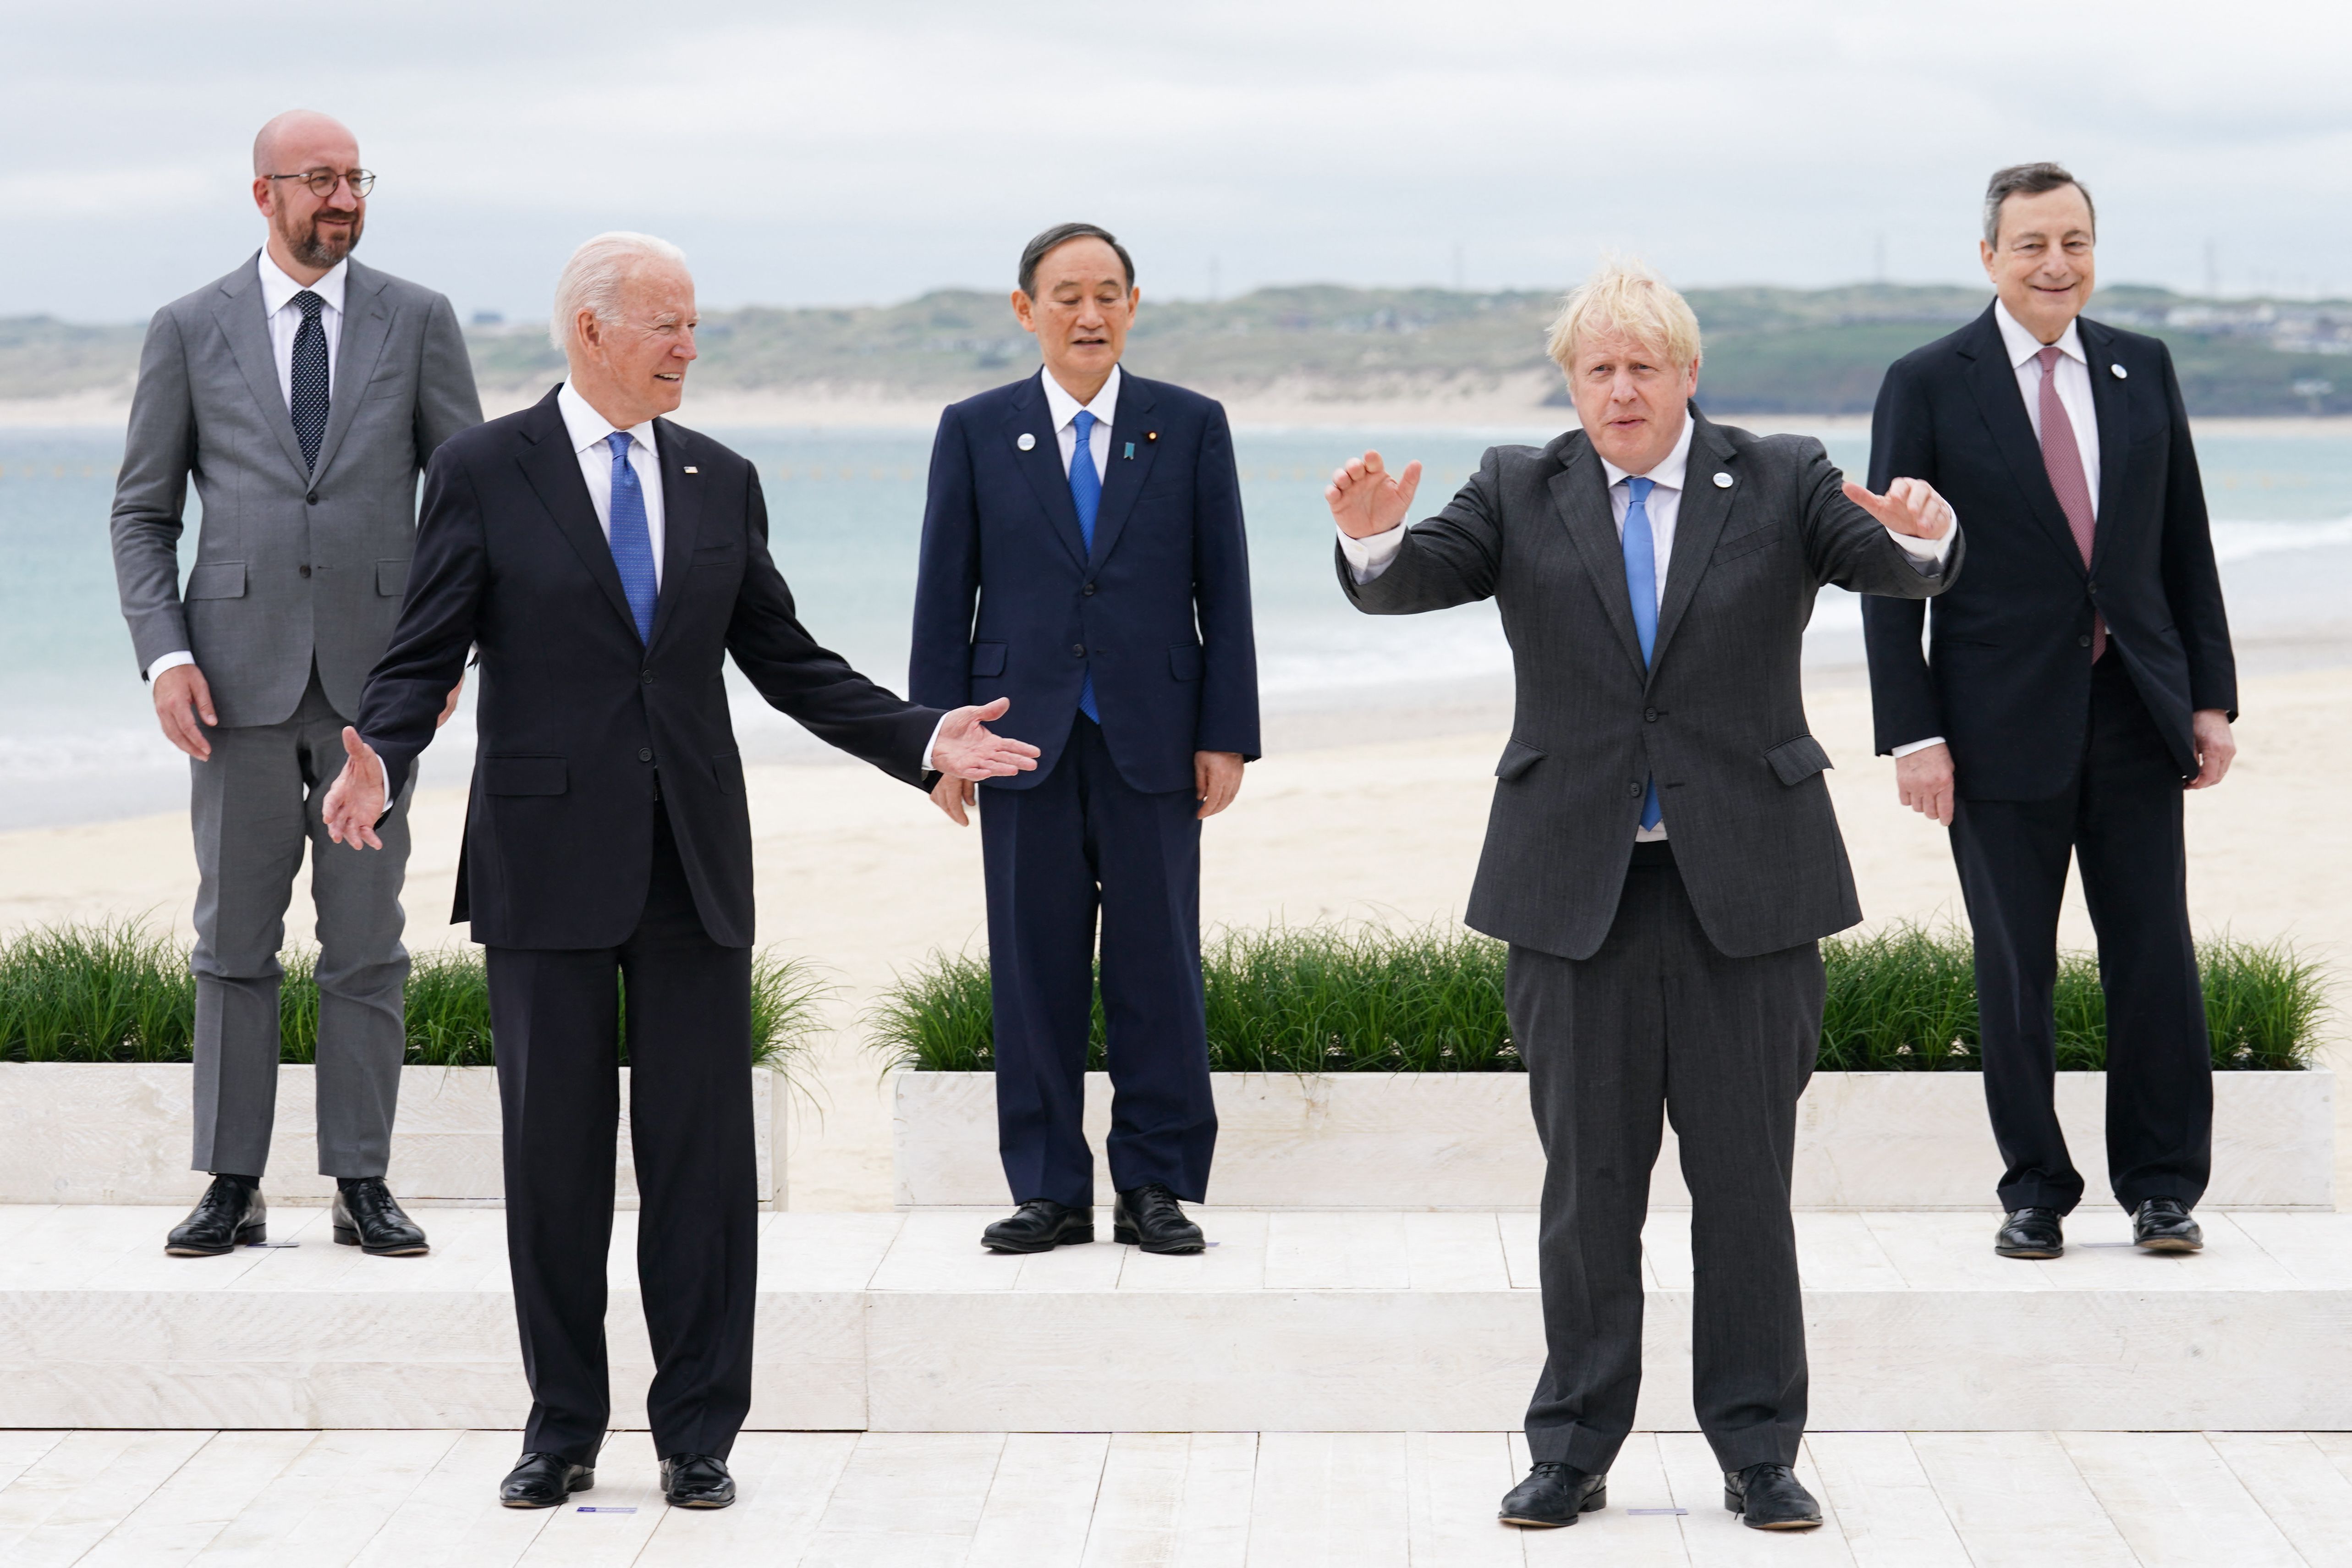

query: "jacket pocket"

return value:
[1495, 739, 1544, 781]
[970, 642, 1007, 677]
[1764, 734, 1833, 786]
[375, 559, 410, 597]
[1169, 644, 1204, 681]
[712, 749, 744, 788]
[185, 561, 247, 600]
[482, 756, 567, 796]
[1711, 523, 1780, 564]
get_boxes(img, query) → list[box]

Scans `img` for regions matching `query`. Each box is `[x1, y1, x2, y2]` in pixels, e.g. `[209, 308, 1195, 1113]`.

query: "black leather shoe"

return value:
[2132, 1198, 2204, 1252]
[1114, 1183, 1206, 1254]
[333, 1178, 429, 1255]
[1995, 1206, 2064, 1259]
[982, 1199, 1094, 1254]
[500, 1452, 592, 1507]
[1724, 1462, 1822, 1530]
[662, 1452, 736, 1508]
[1497, 1462, 1607, 1527]
[165, 1175, 266, 1256]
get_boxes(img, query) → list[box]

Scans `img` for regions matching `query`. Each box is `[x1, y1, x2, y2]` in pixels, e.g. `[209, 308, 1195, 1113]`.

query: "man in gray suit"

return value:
[1328, 259, 1961, 1533]
[110, 110, 480, 1257]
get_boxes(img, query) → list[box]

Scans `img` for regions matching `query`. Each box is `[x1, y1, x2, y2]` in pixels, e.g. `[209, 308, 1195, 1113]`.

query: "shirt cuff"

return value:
[1338, 522, 1407, 583]
[920, 712, 954, 775]
[145, 650, 196, 682]
[1889, 510, 1957, 570]
[1891, 737, 1947, 758]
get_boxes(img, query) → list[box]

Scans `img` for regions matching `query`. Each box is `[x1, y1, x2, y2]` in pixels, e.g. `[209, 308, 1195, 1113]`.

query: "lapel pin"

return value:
[1146, 430, 1158, 442]
[1017, 432, 1037, 451]
[1713, 472, 1733, 488]
[683, 466, 697, 474]
[1123, 441, 1135, 460]
[2110, 363, 2128, 379]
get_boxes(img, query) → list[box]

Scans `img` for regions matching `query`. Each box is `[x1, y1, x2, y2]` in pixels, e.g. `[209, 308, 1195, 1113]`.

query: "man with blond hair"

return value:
[1328, 258, 1963, 1531]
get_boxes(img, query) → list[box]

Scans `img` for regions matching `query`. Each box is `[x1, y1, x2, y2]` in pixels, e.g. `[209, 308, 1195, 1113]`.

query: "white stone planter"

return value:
[0, 1063, 786, 1208]
[892, 1068, 2334, 1210]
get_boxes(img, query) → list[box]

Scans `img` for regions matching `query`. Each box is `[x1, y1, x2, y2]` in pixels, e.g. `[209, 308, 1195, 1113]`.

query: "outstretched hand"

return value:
[931, 698, 1042, 784]
[320, 727, 387, 850]
[1842, 477, 1954, 540]
[1326, 450, 1423, 539]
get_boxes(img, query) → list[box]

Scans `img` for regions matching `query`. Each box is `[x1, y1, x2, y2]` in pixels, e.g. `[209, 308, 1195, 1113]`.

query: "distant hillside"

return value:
[8, 281, 2349, 416]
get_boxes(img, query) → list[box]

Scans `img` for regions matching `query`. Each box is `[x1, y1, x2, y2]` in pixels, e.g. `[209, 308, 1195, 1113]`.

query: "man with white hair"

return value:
[1327, 259, 1963, 1531]
[320, 232, 1041, 1510]
[110, 109, 479, 1260]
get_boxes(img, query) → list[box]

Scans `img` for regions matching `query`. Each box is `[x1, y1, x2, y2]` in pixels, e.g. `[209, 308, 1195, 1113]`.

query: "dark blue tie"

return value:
[290, 290, 329, 472]
[1069, 409, 1101, 721]
[1623, 476, 1663, 831]
[605, 431, 657, 643]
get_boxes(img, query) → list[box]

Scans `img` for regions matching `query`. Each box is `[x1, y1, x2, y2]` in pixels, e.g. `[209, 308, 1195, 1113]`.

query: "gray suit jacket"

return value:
[1341, 411, 1962, 961]
[110, 253, 482, 726]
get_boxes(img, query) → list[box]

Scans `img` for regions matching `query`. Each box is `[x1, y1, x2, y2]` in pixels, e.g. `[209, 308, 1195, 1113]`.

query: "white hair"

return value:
[550, 231, 689, 353]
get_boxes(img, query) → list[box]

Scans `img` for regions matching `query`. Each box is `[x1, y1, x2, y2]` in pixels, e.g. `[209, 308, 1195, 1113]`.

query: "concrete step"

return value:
[6, 1204, 2348, 1433]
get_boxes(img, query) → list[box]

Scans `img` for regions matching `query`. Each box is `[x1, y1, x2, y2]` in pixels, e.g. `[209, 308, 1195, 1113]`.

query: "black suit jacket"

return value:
[907, 369, 1259, 795]
[1861, 305, 2236, 799]
[1342, 410, 1961, 961]
[357, 388, 941, 949]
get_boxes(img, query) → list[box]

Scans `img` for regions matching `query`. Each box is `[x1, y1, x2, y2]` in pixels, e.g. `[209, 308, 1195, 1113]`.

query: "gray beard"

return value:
[287, 219, 360, 269]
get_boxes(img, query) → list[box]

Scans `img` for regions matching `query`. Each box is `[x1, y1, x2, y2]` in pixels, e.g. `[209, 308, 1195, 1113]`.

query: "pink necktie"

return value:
[2035, 345, 2104, 661]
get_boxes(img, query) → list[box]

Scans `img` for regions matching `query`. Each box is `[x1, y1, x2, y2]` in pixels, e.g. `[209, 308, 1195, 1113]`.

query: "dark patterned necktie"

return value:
[290, 290, 330, 472]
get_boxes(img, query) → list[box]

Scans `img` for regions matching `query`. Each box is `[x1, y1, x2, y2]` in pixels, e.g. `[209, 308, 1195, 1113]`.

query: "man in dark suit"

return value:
[1330, 259, 1960, 1532]
[320, 232, 1039, 1510]
[1862, 163, 2237, 1261]
[909, 222, 1259, 1256]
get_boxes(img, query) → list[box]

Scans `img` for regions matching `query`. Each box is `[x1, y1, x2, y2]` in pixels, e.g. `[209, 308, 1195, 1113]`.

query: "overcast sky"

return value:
[9, 0, 2351, 323]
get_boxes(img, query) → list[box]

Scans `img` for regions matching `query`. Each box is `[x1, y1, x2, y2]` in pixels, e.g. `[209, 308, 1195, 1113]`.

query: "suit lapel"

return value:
[211, 256, 313, 484]
[2080, 316, 2131, 570]
[1958, 306, 2088, 577]
[1547, 435, 1649, 680]
[1087, 372, 1158, 568]
[1003, 374, 1090, 568]
[310, 260, 394, 483]
[1648, 413, 1737, 679]
[647, 418, 703, 651]
[515, 391, 640, 638]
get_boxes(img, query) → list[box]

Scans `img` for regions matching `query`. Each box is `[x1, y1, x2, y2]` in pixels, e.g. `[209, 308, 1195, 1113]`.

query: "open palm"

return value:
[1326, 450, 1424, 539]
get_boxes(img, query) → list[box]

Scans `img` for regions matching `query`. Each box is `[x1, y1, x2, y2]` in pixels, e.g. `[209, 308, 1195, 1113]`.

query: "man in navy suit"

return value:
[910, 222, 1260, 1255]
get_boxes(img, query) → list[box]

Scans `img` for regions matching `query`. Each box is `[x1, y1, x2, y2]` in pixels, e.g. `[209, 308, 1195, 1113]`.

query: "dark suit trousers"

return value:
[484, 808, 758, 1466]
[979, 715, 1216, 1208]
[1951, 654, 2212, 1215]
[1511, 844, 1819, 1474]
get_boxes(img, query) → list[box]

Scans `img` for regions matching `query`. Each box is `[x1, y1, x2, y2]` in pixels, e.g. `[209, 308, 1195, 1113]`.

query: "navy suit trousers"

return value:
[980, 716, 1217, 1207]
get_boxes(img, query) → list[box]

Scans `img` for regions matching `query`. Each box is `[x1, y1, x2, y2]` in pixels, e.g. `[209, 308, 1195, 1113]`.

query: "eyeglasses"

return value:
[267, 169, 376, 198]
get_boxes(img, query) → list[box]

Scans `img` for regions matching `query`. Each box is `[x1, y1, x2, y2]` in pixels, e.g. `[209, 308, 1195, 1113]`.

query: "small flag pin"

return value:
[683, 466, 697, 473]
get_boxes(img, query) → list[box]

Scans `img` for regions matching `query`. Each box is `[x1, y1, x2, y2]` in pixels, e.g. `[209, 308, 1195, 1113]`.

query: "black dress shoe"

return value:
[2132, 1198, 2204, 1252]
[332, 1178, 429, 1256]
[662, 1452, 736, 1508]
[982, 1199, 1094, 1254]
[500, 1452, 593, 1507]
[1995, 1206, 2064, 1259]
[1497, 1462, 1607, 1527]
[166, 1175, 266, 1256]
[1724, 1462, 1822, 1530]
[1114, 1183, 1206, 1254]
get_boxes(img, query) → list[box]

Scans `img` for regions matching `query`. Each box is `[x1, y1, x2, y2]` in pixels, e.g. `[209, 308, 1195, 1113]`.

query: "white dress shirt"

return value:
[1039, 363, 1120, 481]
[556, 381, 665, 589]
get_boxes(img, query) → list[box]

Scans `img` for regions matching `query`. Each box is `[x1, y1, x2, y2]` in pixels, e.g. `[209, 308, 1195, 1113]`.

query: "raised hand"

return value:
[320, 726, 388, 850]
[930, 698, 1042, 784]
[1326, 450, 1424, 540]
[1842, 476, 1954, 540]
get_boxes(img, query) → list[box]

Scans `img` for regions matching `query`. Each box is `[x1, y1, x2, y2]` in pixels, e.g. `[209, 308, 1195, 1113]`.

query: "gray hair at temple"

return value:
[550, 232, 690, 353]
[1983, 162, 2096, 247]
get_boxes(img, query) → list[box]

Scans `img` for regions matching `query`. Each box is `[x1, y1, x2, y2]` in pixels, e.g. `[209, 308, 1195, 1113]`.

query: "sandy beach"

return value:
[5, 666, 2347, 1210]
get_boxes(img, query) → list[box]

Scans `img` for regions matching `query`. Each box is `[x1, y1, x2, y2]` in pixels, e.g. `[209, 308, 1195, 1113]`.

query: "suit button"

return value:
[298, 565, 311, 578]
[1643, 708, 1659, 723]
[2077, 633, 2093, 648]
[1072, 644, 1087, 657]
[306, 493, 318, 505]
[641, 672, 655, 686]
[1627, 781, 1643, 797]
[638, 748, 653, 762]
[2088, 581, 2100, 594]
[1083, 583, 1097, 596]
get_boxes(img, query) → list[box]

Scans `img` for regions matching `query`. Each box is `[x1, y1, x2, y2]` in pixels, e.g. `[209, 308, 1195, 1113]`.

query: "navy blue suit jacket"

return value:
[909, 369, 1260, 795]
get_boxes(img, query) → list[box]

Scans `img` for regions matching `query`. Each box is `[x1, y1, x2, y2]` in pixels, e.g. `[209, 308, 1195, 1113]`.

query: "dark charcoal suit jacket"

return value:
[357, 387, 941, 950]
[1861, 304, 2236, 799]
[908, 369, 1259, 794]
[1341, 410, 1962, 961]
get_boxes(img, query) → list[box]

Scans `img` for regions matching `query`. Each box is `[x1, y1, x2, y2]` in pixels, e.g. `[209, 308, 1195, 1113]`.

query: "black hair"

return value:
[1018, 222, 1135, 297]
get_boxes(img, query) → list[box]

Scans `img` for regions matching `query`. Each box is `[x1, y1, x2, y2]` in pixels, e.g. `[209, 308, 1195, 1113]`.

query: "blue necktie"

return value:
[1622, 476, 1663, 831]
[290, 290, 329, 472]
[605, 431, 657, 643]
[1069, 409, 1102, 721]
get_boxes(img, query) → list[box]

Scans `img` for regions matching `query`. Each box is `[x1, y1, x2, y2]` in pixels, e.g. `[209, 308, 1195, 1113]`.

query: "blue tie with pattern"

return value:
[1622, 476, 1663, 831]
[605, 431, 657, 643]
[1069, 409, 1102, 721]
[290, 290, 330, 472]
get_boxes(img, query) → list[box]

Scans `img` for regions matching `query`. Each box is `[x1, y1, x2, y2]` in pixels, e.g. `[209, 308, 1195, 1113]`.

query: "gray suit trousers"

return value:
[190, 672, 412, 1178]
[1511, 843, 1822, 1474]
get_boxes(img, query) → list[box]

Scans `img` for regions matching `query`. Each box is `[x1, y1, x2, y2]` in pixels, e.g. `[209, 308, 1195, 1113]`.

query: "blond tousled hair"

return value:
[1545, 256, 1703, 372]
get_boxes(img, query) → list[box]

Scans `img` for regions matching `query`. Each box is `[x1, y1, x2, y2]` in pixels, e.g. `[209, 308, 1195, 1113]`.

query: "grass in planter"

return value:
[872, 921, 2326, 1074]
